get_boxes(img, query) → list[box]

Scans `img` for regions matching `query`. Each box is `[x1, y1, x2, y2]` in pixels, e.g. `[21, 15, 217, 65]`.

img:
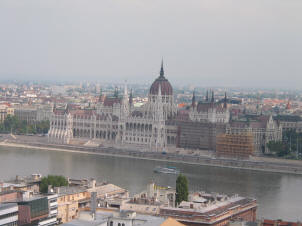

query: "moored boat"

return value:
[153, 166, 180, 174]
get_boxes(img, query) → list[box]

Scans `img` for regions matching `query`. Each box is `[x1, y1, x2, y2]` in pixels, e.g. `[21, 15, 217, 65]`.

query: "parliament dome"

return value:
[149, 61, 173, 96]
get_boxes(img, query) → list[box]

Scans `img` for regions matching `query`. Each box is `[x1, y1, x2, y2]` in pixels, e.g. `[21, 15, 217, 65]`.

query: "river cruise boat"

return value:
[153, 166, 180, 174]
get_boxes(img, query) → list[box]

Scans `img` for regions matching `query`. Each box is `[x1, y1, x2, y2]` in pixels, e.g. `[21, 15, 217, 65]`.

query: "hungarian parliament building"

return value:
[48, 62, 282, 155]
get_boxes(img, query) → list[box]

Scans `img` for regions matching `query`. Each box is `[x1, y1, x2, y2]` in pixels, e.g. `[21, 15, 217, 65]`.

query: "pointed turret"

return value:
[192, 90, 196, 109]
[114, 86, 119, 98]
[123, 82, 128, 98]
[223, 92, 227, 109]
[65, 103, 70, 114]
[122, 82, 129, 106]
[206, 90, 209, 102]
[98, 88, 103, 103]
[129, 89, 133, 106]
[211, 91, 214, 103]
[52, 102, 56, 112]
[121, 82, 129, 119]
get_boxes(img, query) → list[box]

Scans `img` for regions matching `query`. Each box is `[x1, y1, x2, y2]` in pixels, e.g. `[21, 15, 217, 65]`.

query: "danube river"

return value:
[0, 146, 301, 221]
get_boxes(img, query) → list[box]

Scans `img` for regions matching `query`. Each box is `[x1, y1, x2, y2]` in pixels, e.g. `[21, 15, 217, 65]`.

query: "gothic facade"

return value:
[189, 91, 230, 123]
[48, 61, 177, 151]
[226, 115, 282, 155]
[48, 61, 282, 155]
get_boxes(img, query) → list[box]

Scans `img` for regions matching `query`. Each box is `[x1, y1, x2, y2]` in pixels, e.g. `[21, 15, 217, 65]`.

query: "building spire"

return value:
[98, 88, 103, 102]
[211, 91, 214, 103]
[123, 81, 128, 97]
[206, 90, 209, 102]
[192, 90, 196, 109]
[159, 59, 164, 78]
[129, 89, 133, 106]
[224, 92, 227, 108]
[114, 86, 118, 98]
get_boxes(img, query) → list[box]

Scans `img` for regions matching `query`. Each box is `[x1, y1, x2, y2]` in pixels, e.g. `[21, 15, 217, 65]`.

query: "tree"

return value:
[40, 175, 68, 193]
[267, 141, 289, 157]
[176, 174, 188, 206]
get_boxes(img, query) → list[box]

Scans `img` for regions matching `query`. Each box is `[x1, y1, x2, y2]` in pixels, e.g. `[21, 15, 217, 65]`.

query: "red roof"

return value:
[196, 102, 226, 113]
[103, 97, 121, 107]
[263, 219, 299, 226]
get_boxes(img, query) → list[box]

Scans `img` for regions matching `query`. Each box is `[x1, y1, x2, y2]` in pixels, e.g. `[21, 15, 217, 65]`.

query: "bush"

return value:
[40, 175, 68, 193]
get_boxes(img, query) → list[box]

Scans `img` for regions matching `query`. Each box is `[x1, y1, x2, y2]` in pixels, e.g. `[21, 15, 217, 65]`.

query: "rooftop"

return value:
[62, 210, 166, 226]
[160, 192, 257, 222]
[56, 186, 87, 196]
[0, 203, 18, 211]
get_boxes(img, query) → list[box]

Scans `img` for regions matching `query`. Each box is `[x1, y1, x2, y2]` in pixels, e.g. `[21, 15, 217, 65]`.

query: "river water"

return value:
[0, 146, 301, 221]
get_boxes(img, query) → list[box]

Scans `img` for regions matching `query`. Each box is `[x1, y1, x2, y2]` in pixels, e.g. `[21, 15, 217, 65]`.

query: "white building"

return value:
[189, 91, 230, 124]
[48, 61, 177, 152]
[0, 203, 18, 226]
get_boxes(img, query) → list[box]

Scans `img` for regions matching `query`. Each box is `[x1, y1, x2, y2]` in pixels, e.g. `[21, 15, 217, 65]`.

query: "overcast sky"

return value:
[0, 0, 301, 88]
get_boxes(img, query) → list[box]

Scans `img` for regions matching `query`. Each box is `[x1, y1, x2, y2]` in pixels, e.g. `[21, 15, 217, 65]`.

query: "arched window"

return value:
[118, 223, 121, 226]
[110, 222, 113, 226]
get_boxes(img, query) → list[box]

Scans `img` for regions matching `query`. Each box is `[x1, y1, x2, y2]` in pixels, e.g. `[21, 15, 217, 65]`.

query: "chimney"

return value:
[90, 179, 96, 189]
[54, 187, 60, 194]
[48, 185, 54, 194]
[22, 191, 31, 200]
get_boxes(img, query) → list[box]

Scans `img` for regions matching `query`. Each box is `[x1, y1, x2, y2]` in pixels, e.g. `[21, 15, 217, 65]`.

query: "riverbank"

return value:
[1, 139, 302, 175]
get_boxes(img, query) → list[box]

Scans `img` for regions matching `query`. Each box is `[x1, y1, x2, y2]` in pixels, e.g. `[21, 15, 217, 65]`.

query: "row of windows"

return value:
[125, 137, 150, 143]
[49, 199, 57, 203]
[50, 206, 57, 211]
[109, 222, 125, 226]
[3, 221, 18, 226]
[0, 211, 18, 220]
[125, 133, 152, 137]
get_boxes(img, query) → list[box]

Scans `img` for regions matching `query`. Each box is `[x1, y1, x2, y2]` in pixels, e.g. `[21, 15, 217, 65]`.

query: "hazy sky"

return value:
[0, 0, 301, 88]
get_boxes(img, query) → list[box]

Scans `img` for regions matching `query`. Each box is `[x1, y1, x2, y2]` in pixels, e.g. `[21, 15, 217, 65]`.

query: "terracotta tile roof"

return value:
[161, 218, 185, 226]
[263, 219, 299, 226]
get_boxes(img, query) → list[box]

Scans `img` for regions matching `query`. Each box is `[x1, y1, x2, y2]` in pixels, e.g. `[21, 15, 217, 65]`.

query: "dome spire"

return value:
[160, 58, 164, 78]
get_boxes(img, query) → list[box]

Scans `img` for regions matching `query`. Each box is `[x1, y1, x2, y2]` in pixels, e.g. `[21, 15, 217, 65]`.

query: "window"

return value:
[110, 221, 113, 226]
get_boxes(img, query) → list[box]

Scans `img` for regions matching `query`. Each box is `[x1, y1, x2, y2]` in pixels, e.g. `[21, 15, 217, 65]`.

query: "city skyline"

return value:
[1, 1, 302, 224]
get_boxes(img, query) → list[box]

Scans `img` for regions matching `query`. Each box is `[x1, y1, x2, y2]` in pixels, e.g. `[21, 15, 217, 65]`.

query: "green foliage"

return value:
[267, 141, 289, 157]
[0, 115, 49, 134]
[266, 129, 302, 159]
[36, 120, 50, 134]
[176, 174, 189, 206]
[40, 175, 68, 193]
